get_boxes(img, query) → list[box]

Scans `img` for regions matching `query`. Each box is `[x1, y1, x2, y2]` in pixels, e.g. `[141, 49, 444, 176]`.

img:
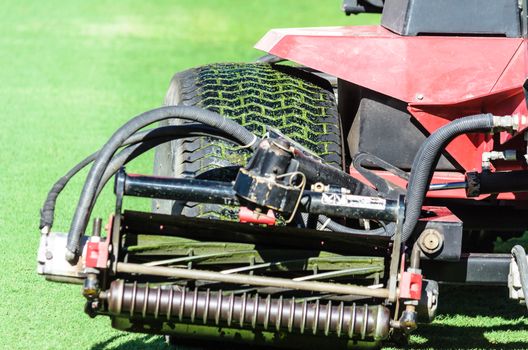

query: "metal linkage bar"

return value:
[117, 171, 401, 222]
[105, 280, 391, 340]
[429, 182, 466, 191]
[300, 192, 399, 222]
[420, 253, 511, 285]
[116, 263, 390, 299]
[120, 172, 238, 205]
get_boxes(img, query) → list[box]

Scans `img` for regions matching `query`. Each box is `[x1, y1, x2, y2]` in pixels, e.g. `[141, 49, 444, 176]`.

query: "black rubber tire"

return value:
[153, 63, 343, 218]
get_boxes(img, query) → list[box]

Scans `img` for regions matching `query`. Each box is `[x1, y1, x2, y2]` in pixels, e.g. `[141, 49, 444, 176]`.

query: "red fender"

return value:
[255, 25, 525, 106]
[256, 25, 528, 200]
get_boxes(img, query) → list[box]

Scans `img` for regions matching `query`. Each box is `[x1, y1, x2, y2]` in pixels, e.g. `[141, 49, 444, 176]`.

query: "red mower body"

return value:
[256, 25, 528, 201]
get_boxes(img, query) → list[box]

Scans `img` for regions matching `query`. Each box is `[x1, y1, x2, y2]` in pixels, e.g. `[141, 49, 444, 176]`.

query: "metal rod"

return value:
[143, 250, 256, 267]
[121, 172, 239, 205]
[428, 181, 466, 191]
[410, 242, 421, 270]
[116, 262, 390, 299]
[292, 267, 382, 282]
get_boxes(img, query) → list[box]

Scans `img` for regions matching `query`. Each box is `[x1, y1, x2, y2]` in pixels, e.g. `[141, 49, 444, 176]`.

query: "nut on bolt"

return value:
[418, 229, 444, 255]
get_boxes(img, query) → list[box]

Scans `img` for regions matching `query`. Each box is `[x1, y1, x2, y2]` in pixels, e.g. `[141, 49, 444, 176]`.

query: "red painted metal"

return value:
[85, 215, 113, 269]
[399, 271, 422, 300]
[255, 26, 525, 105]
[84, 237, 109, 269]
[408, 88, 528, 171]
[256, 25, 528, 200]
[239, 207, 276, 225]
[420, 206, 461, 224]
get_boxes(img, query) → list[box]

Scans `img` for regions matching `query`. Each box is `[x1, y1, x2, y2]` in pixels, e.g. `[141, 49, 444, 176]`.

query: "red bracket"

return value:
[399, 271, 423, 300]
[85, 238, 109, 269]
[239, 207, 276, 225]
[84, 215, 113, 269]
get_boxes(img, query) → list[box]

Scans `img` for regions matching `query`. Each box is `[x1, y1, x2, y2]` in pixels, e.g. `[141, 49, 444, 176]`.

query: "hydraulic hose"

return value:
[93, 127, 239, 218]
[66, 106, 257, 261]
[40, 152, 95, 233]
[40, 125, 235, 232]
[402, 113, 495, 243]
[511, 245, 528, 312]
[318, 215, 388, 236]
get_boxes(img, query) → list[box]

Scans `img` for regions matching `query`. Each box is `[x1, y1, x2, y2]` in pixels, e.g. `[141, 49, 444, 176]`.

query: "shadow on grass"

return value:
[91, 334, 169, 350]
[90, 286, 528, 350]
[404, 285, 528, 350]
[90, 333, 261, 350]
[409, 324, 528, 350]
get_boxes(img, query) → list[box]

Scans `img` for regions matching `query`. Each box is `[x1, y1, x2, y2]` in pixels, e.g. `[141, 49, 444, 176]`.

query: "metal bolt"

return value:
[311, 182, 326, 192]
[45, 250, 53, 260]
[418, 229, 444, 254]
[430, 293, 438, 309]
[416, 94, 424, 101]
[424, 235, 439, 250]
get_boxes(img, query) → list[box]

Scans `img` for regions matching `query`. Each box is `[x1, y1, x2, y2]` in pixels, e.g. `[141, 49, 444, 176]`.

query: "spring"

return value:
[106, 280, 390, 340]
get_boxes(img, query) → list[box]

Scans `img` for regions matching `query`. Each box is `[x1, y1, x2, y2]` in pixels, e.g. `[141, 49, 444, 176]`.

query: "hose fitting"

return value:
[493, 115, 522, 133]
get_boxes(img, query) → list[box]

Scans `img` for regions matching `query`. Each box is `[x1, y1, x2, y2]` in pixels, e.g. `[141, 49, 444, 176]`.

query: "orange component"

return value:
[239, 207, 276, 225]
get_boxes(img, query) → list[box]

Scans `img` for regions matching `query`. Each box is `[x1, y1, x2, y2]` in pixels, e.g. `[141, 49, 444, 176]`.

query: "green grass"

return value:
[0, 1, 526, 349]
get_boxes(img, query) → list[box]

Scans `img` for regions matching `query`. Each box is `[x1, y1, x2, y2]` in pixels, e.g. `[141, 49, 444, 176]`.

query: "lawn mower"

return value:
[37, 0, 528, 348]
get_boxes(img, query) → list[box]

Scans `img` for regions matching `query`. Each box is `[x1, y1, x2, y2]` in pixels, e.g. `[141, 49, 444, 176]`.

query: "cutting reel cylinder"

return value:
[105, 280, 391, 341]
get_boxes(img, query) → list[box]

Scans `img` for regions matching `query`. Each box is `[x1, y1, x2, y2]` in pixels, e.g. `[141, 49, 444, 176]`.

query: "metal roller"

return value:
[105, 280, 390, 341]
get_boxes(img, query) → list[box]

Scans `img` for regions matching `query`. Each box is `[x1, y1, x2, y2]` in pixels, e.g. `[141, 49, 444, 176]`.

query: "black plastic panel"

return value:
[421, 254, 511, 285]
[347, 89, 457, 171]
[382, 0, 521, 38]
[415, 216, 463, 262]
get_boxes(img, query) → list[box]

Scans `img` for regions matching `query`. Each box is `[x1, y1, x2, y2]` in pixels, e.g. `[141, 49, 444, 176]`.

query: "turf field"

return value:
[0, 1, 527, 349]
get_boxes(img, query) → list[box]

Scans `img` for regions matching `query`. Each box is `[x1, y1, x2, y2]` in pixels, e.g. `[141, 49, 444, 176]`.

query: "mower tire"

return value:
[153, 62, 343, 219]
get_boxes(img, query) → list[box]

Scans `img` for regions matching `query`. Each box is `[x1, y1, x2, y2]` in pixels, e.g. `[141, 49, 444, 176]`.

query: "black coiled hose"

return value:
[40, 124, 236, 231]
[66, 106, 257, 261]
[402, 113, 494, 242]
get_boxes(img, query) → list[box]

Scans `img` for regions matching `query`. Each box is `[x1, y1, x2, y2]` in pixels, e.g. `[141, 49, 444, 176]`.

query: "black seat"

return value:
[381, 0, 522, 38]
